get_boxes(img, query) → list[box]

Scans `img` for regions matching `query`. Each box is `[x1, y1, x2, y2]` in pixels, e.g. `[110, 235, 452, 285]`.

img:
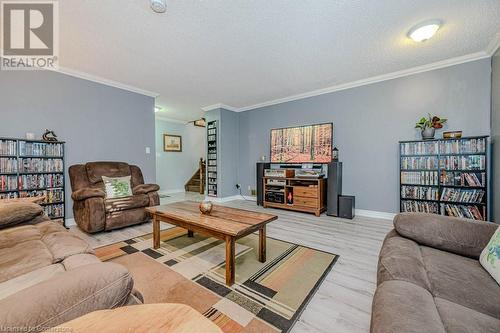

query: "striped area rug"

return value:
[95, 227, 338, 333]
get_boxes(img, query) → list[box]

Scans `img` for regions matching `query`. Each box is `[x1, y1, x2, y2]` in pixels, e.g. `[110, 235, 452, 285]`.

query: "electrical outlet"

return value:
[235, 184, 241, 189]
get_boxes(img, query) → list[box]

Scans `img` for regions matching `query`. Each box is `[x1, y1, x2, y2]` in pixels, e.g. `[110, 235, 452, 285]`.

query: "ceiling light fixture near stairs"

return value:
[408, 19, 442, 42]
[150, 0, 166, 13]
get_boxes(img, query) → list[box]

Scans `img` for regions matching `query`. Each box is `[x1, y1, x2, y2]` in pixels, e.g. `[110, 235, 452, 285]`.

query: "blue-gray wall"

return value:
[205, 108, 240, 198]
[492, 48, 500, 222]
[238, 59, 492, 213]
[155, 118, 205, 192]
[0, 70, 156, 218]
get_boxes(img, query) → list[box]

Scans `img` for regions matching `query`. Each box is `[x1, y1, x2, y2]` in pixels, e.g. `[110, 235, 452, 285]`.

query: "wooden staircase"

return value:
[184, 158, 206, 194]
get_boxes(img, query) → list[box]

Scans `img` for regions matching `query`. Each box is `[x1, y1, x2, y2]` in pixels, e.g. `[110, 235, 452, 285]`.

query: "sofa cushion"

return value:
[377, 233, 431, 291]
[105, 194, 150, 213]
[0, 202, 44, 229]
[421, 246, 500, 320]
[0, 240, 54, 283]
[0, 264, 65, 300]
[435, 297, 500, 333]
[371, 280, 445, 333]
[85, 162, 131, 184]
[0, 221, 93, 282]
[0, 262, 134, 330]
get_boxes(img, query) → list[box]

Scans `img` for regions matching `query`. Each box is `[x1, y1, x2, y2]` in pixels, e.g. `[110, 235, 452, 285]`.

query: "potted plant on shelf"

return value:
[415, 114, 447, 140]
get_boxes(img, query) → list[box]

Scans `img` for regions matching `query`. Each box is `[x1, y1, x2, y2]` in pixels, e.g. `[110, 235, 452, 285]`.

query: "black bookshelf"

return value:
[0, 137, 66, 225]
[207, 121, 218, 197]
[399, 136, 489, 221]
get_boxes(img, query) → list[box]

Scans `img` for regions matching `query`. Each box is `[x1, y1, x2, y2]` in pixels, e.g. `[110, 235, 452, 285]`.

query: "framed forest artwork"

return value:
[164, 134, 182, 152]
[270, 123, 333, 163]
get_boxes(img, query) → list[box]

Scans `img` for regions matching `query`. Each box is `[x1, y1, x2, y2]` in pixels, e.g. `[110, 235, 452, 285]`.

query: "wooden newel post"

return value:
[199, 157, 205, 194]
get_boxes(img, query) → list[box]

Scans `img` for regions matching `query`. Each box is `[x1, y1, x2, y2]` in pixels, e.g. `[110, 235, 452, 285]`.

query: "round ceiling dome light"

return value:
[150, 0, 166, 13]
[408, 20, 442, 42]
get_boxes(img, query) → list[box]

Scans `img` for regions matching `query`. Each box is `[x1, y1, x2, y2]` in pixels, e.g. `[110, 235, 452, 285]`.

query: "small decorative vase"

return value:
[421, 127, 435, 140]
[199, 201, 213, 215]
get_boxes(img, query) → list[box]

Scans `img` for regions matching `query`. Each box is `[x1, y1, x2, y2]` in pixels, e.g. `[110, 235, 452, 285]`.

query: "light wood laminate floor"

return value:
[70, 192, 393, 333]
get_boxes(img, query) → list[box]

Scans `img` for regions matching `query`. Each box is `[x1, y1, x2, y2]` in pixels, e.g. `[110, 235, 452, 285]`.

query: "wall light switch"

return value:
[145, 147, 151, 154]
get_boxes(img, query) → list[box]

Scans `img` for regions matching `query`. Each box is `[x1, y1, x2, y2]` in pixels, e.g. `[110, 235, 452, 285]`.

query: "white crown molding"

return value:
[55, 66, 160, 98]
[201, 103, 238, 112]
[155, 115, 187, 124]
[485, 31, 500, 56]
[235, 51, 490, 112]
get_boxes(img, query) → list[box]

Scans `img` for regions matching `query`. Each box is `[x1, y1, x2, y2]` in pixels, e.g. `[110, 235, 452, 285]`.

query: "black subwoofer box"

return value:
[339, 195, 355, 219]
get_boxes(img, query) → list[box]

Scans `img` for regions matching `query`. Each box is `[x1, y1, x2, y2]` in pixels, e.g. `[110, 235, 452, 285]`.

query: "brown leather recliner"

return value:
[69, 161, 160, 233]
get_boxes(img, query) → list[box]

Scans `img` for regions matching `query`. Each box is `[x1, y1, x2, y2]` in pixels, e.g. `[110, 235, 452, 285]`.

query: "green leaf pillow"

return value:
[102, 176, 132, 199]
[479, 226, 500, 285]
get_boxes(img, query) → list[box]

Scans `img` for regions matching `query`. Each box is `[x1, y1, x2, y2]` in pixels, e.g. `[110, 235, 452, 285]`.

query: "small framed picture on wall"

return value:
[164, 134, 182, 152]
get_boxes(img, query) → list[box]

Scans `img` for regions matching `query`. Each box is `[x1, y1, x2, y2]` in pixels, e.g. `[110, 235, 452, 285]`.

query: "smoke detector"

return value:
[150, 0, 166, 13]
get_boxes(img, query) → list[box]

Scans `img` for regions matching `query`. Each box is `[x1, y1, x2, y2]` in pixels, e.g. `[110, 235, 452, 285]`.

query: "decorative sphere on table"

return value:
[199, 201, 213, 215]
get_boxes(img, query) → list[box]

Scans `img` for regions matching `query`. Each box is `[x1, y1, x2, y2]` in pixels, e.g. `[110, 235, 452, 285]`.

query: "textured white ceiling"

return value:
[59, 0, 500, 121]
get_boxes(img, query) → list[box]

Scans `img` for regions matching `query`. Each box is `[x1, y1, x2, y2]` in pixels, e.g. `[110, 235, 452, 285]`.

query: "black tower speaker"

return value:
[256, 162, 270, 206]
[339, 195, 355, 219]
[326, 162, 343, 216]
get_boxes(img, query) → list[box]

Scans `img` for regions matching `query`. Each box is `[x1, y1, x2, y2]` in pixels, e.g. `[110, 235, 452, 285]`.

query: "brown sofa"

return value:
[69, 161, 160, 233]
[0, 202, 142, 331]
[371, 213, 500, 333]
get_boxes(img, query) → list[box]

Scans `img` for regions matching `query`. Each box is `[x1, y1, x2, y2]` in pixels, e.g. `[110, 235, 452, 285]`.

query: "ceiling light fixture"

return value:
[408, 20, 442, 42]
[154, 106, 162, 113]
[150, 0, 166, 13]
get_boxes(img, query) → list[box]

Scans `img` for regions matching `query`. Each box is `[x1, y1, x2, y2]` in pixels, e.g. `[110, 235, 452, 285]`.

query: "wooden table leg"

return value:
[153, 215, 160, 249]
[259, 226, 266, 263]
[225, 236, 235, 286]
[187, 230, 194, 237]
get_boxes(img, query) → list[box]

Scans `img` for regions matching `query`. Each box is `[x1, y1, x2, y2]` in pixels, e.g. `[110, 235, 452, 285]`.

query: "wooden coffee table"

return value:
[146, 201, 278, 286]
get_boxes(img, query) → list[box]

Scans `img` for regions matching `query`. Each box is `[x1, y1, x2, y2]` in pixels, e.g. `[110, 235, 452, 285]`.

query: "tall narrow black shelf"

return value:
[0, 137, 66, 225]
[207, 121, 218, 197]
[399, 136, 489, 221]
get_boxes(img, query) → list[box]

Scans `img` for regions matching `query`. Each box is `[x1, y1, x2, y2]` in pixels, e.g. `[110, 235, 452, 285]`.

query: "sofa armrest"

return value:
[133, 184, 160, 195]
[394, 213, 498, 259]
[71, 188, 106, 201]
[0, 262, 135, 331]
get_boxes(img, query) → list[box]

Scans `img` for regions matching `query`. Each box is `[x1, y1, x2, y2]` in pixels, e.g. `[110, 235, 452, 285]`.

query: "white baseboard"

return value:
[355, 209, 396, 220]
[160, 189, 186, 195]
[65, 218, 76, 227]
[205, 195, 242, 203]
[206, 196, 394, 220]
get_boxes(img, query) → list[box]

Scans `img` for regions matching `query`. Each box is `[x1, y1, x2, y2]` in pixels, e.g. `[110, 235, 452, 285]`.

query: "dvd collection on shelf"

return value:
[401, 185, 439, 200]
[0, 158, 17, 173]
[207, 121, 218, 197]
[399, 136, 489, 221]
[401, 171, 439, 185]
[401, 156, 438, 170]
[440, 171, 485, 187]
[19, 158, 63, 173]
[18, 173, 64, 190]
[19, 141, 63, 157]
[0, 140, 17, 155]
[0, 138, 65, 221]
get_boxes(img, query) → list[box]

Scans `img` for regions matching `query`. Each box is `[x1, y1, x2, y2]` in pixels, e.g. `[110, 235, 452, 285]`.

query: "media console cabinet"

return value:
[263, 176, 326, 216]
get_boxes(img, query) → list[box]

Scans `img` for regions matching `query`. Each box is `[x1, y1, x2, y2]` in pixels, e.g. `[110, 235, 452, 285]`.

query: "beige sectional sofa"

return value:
[371, 213, 500, 333]
[0, 202, 141, 331]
